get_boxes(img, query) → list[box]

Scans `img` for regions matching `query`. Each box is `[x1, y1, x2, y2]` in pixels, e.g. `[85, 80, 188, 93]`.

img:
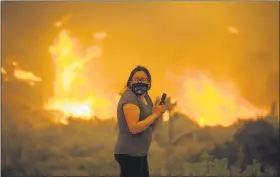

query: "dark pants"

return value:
[114, 154, 150, 177]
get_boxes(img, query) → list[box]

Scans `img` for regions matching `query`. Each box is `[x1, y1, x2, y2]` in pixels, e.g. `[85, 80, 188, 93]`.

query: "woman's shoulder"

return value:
[121, 89, 136, 99]
[119, 89, 139, 104]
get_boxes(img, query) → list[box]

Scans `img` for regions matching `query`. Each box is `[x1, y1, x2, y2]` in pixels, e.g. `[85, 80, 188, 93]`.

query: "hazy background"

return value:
[1, 2, 279, 176]
[2, 1, 279, 109]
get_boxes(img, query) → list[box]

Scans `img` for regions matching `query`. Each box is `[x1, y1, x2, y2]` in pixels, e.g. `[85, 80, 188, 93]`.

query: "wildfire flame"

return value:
[45, 27, 117, 124]
[1, 67, 7, 75]
[14, 70, 42, 83]
[2, 61, 42, 86]
[167, 70, 267, 127]
[41, 18, 266, 126]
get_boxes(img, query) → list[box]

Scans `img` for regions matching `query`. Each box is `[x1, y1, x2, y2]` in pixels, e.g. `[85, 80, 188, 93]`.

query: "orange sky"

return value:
[2, 2, 279, 112]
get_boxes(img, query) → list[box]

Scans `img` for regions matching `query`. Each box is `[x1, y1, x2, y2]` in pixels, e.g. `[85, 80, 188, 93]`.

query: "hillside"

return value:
[1, 80, 279, 176]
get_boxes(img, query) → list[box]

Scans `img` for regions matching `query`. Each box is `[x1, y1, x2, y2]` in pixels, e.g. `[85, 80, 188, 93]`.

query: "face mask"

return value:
[131, 83, 149, 96]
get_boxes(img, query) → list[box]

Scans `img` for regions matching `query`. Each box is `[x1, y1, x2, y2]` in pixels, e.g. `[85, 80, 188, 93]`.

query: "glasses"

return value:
[132, 77, 149, 82]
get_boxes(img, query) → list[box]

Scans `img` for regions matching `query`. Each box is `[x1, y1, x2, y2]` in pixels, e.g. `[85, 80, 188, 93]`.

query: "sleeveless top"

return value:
[114, 89, 154, 156]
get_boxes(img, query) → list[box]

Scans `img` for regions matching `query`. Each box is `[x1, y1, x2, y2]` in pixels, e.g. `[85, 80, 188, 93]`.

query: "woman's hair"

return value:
[125, 65, 152, 90]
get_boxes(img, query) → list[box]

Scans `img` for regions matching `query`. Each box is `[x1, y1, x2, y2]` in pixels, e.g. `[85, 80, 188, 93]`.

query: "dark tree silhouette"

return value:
[210, 141, 239, 168]
[234, 118, 279, 175]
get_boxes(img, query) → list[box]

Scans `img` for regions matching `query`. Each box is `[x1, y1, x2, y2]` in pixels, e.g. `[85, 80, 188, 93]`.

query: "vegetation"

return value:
[2, 81, 279, 176]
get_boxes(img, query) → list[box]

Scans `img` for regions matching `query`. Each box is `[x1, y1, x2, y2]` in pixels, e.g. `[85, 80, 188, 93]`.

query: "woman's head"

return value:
[126, 65, 152, 96]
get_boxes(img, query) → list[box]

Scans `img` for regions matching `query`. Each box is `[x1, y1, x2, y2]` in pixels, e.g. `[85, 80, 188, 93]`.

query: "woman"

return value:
[114, 65, 166, 177]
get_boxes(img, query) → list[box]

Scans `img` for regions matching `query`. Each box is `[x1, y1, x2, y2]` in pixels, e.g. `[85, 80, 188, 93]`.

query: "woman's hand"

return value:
[152, 104, 166, 118]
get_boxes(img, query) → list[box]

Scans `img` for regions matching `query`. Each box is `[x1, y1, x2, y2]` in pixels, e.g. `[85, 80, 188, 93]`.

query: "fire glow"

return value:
[168, 70, 267, 127]
[38, 20, 266, 126]
[1, 61, 42, 86]
[44, 27, 116, 124]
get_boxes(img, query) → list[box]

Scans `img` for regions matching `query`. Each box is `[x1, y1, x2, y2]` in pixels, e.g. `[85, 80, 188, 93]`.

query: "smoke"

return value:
[2, 2, 279, 112]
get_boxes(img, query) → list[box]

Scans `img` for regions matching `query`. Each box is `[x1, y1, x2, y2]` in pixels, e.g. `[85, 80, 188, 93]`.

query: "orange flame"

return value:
[43, 19, 265, 126]
[14, 69, 42, 82]
[2, 62, 42, 86]
[1, 67, 7, 75]
[168, 70, 266, 127]
[45, 28, 117, 124]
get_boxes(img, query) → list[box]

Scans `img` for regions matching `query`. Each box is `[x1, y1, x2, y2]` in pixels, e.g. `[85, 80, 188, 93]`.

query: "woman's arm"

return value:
[123, 104, 158, 135]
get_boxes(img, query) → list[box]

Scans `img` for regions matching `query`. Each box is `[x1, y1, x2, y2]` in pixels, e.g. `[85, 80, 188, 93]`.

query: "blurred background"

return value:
[1, 1, 279, 176]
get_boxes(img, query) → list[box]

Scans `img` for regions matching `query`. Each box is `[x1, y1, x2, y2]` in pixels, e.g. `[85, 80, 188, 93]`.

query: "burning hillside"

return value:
[167, 70, 267, 127]
[1, 21, 269, 127]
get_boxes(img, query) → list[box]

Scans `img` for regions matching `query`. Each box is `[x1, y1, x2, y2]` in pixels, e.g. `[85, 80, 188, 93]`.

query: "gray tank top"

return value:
[114, 89, 154, 156]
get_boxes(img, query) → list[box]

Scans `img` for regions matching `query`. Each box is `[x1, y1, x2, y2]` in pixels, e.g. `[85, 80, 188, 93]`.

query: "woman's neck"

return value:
[137, 94, 146, 99]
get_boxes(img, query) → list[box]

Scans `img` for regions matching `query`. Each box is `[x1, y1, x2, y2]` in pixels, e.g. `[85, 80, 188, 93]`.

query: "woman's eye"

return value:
[132, 78, 148, 82]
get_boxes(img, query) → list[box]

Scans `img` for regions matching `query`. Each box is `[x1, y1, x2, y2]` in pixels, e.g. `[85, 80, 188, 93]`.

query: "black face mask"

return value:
[131, 83, 149, 96]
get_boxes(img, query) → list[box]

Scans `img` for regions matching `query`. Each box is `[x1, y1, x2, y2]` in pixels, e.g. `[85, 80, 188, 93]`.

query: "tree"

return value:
[210, 141, 239, 168]
[153, 96, 194, 175]
[234, 118, 279, 176]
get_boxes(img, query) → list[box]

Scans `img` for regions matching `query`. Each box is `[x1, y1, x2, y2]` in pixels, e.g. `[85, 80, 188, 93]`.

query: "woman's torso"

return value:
[114, 90, 153, 156]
